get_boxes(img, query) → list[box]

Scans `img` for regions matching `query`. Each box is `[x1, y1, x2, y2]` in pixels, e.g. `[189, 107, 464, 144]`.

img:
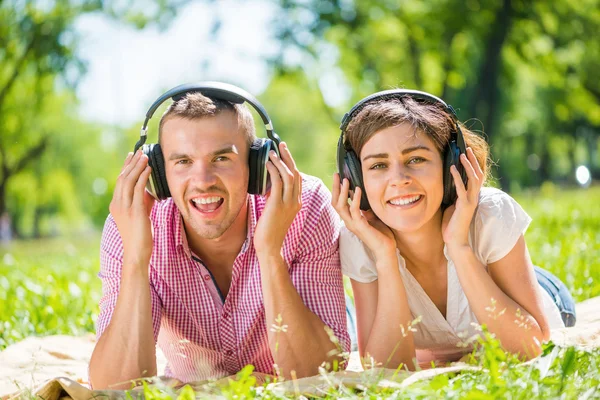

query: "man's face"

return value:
[161, 112, 250, 240]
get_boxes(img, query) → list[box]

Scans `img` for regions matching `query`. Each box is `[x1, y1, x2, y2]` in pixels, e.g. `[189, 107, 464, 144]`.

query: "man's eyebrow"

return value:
[167, 145, 239, 161]
[211, 145, 238, 157]
[361, 145, 433, 162]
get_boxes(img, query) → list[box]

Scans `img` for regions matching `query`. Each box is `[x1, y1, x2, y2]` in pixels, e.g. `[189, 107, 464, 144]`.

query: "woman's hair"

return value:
[345, 96, 491, 183]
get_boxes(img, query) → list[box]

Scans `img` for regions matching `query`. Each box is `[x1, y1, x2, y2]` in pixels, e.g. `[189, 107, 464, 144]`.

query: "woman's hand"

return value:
[332, 173, 396, 264]
[442, 147, 485, 253]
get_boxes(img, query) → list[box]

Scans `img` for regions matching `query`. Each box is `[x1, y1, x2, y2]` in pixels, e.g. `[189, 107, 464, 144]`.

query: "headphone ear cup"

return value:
[144, 143, 170, 200]
[248, 138, 272, 195]
[442, 140, 465, 208]
[344, 151, 371, 211]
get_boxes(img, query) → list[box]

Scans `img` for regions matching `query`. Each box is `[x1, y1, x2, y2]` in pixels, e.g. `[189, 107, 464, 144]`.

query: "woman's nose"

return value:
[389, 164, 412, 186]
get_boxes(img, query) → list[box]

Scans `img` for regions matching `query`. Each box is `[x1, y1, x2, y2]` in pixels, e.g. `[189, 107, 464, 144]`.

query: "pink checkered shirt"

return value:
[96, 175, 349, 383]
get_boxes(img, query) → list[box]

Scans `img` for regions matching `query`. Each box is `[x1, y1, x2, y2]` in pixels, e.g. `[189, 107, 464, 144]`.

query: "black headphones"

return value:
[133, 82, 281, 200]
[337, 89, 468, 211]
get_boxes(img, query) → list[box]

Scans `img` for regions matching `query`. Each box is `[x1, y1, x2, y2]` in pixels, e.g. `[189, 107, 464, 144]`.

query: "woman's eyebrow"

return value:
[401, 145, 434, 155]
[362, 153, 388, 162]
[362, 145, 433, 162]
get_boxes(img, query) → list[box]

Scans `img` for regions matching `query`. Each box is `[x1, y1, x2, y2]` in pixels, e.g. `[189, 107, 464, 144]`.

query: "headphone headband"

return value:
[134, 81, 280, 153]
[340, 89, 458, 132]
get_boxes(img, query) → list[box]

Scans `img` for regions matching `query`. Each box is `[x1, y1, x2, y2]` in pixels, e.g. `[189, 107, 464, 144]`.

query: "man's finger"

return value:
[120, 150, 142, 179]
[332, 173, 341, 206]
[279, 142, 298, 173]
[265, 161, 282, 203]
[133, 165, 152, 208]
[269, 150, 294, 203]
[122, 154, 149, 207]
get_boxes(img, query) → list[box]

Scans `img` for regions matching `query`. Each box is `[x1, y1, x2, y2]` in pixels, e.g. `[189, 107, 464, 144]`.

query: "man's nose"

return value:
[190, 163, 218, 187]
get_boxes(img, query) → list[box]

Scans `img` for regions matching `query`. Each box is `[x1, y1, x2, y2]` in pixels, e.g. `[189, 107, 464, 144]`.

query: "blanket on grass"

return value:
[2, 296, 599, 399]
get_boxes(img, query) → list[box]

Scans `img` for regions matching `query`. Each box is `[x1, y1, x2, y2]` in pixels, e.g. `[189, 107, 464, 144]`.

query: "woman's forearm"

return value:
[364, 255, 416, 370]
[449, 246, 549, 359]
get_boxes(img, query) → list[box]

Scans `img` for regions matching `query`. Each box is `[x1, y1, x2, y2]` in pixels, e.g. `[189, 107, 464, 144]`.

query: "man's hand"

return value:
[253, 142, 302, 257]
[109, 150, 155, 267]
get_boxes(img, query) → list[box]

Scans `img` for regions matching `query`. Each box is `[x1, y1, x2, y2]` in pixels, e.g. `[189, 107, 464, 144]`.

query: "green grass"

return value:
[1, 186, 599, 398]
[0, 234, 101, 349]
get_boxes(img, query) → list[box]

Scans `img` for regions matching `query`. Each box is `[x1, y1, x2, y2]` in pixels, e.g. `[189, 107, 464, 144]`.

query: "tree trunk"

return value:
[468, 0, 513, 189]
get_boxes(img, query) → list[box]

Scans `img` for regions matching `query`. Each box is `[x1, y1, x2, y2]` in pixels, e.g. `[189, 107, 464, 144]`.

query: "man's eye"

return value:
[214, 156, 229, 162]
[369, 163, 386, 170]
[176, 159, 190, 165]
[408, 157, 426, 164]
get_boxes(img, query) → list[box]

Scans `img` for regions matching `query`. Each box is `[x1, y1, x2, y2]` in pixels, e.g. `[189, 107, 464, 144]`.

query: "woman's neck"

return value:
[393, 208, 447, 273]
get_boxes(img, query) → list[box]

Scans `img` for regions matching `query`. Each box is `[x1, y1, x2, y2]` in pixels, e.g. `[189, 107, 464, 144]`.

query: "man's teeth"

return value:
[389, 195, 422, 206]
[192, 197, 222, 205]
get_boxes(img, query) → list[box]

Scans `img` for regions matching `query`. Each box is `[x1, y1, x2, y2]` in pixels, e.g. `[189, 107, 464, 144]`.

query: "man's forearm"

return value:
[89, 266, 157, 390]
[258, 253, 341, 379]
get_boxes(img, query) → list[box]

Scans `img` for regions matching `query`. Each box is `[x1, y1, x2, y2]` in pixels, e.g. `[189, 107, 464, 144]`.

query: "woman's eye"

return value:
[408, 157, 426, 164]
[369, 163, 386, 170]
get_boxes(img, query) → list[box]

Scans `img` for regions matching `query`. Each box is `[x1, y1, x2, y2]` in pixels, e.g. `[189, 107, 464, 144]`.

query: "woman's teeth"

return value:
[389, 195, 422, 206]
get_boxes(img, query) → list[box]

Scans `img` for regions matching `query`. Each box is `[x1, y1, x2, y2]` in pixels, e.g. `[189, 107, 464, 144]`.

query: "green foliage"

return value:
[270, 0, 600, 188]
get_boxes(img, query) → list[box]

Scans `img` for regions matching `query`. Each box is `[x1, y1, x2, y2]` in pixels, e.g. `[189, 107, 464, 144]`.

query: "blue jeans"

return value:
[535, 266, 576, 327]
[345, 295, 358, 351]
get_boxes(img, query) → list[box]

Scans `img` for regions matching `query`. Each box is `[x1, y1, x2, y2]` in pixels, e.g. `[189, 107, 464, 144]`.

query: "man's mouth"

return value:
[190, 196, 224, 213]
[388, 195, 423, 207]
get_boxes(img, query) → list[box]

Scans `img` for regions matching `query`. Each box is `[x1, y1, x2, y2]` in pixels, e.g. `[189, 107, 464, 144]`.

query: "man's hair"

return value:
[158, 92, 256, 145]
[345, 96, 491, 183]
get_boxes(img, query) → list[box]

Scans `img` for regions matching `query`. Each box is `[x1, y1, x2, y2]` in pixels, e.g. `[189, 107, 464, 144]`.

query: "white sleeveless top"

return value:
[340, 187, 564, 367]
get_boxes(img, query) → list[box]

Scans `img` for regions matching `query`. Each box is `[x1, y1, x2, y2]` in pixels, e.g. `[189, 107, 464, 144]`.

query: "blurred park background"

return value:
[0, 0, 599, 348]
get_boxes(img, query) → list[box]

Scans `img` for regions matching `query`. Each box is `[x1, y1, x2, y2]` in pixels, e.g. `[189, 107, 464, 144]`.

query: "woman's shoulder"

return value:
[475, 187, 526, 220]
[470, 187, 532, 264]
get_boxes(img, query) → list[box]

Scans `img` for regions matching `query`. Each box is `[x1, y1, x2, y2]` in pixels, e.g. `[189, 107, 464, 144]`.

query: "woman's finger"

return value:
[460, 152, 479, 185]
[467, 147, 484, 179]
[451, 165, 468, 199]
[335, 178, 353, 223]
[349, 187, 365, 223]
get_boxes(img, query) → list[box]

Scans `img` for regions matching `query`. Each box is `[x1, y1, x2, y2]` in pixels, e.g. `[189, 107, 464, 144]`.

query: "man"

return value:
[88, 88, 349, 389]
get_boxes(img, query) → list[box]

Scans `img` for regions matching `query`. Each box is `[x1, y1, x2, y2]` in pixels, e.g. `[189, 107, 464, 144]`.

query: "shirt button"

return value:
[222, 311, 229, 319]
[225, 350, 234, 356]
[204, 275, 211, 281]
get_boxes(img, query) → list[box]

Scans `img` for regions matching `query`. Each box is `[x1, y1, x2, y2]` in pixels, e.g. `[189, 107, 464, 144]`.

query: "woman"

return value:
[333, 89, 575, 370]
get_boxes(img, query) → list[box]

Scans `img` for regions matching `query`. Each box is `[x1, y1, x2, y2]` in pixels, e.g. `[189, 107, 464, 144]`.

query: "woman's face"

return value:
[360, 123, 444, 233]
